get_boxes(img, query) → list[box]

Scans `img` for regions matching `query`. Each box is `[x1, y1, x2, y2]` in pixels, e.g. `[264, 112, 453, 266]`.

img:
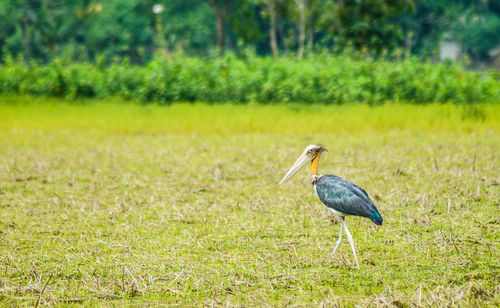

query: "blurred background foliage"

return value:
[1, 0, 499, 64]
[1, 53, 499, 103]
[1, 0, 499, 104]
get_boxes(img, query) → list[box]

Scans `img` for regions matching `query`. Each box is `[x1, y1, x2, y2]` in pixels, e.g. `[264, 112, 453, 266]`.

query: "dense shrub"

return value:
[1, 54, 499, 104]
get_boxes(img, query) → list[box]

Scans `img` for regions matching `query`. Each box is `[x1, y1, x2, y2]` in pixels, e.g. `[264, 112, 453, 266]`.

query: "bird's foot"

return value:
[330, 249, 339, 258]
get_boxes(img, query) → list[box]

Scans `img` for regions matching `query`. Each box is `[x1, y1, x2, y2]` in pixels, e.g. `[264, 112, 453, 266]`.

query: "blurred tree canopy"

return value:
[0, 0, 499, 64]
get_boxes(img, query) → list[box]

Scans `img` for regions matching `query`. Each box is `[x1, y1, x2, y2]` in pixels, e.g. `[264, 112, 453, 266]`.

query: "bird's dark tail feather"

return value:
[369, 210, 383, 225]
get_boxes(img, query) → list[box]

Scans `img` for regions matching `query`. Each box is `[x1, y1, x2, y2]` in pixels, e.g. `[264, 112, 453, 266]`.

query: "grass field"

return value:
[0, 96, 499, 306]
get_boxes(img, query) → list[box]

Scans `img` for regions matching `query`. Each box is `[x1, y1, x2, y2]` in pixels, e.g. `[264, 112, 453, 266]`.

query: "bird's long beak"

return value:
[279, 152, 309, 185]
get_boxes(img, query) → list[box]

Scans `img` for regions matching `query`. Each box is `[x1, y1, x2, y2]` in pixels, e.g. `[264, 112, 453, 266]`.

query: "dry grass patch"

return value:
[0, 98, 498, 306]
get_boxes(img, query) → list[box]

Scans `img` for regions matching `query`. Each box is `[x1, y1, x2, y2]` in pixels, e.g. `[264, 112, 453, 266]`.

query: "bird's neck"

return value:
[309, 154, 321, 183]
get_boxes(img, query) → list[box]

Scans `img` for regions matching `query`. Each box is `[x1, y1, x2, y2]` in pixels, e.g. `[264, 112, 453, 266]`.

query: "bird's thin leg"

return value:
[342, 219, 360, 269]
[330, 220, 344, 257]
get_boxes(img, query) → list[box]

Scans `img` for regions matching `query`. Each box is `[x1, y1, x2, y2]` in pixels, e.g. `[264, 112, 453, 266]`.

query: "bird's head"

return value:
[279, 144, 327, 185]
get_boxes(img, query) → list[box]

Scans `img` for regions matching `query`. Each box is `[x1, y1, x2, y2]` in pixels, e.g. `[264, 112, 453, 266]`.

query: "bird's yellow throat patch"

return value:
[309, 153, 321, 177]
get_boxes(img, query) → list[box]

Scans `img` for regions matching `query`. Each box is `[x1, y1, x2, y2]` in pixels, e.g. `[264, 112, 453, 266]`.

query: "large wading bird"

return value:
[279, 144, 383, 268]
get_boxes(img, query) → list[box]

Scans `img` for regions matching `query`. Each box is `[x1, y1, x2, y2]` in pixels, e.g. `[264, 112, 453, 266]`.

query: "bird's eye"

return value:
[307, 150, 312, 154]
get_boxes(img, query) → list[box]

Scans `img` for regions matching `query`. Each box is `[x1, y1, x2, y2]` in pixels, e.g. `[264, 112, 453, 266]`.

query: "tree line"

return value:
[1, 0, 499, 63]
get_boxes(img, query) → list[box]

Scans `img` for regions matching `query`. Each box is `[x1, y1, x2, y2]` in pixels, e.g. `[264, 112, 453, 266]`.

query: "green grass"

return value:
[0, 96, 499, 306]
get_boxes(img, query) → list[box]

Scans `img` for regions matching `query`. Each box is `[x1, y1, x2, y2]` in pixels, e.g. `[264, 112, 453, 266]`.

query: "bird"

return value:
[279, 144, 383, 268]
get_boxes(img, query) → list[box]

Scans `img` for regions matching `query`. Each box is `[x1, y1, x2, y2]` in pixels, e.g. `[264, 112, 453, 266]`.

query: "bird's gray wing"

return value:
[315, 175, 383, 225]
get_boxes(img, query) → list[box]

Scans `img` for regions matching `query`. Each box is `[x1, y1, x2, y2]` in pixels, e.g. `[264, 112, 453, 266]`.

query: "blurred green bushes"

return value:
[1, 54, 499, 104]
